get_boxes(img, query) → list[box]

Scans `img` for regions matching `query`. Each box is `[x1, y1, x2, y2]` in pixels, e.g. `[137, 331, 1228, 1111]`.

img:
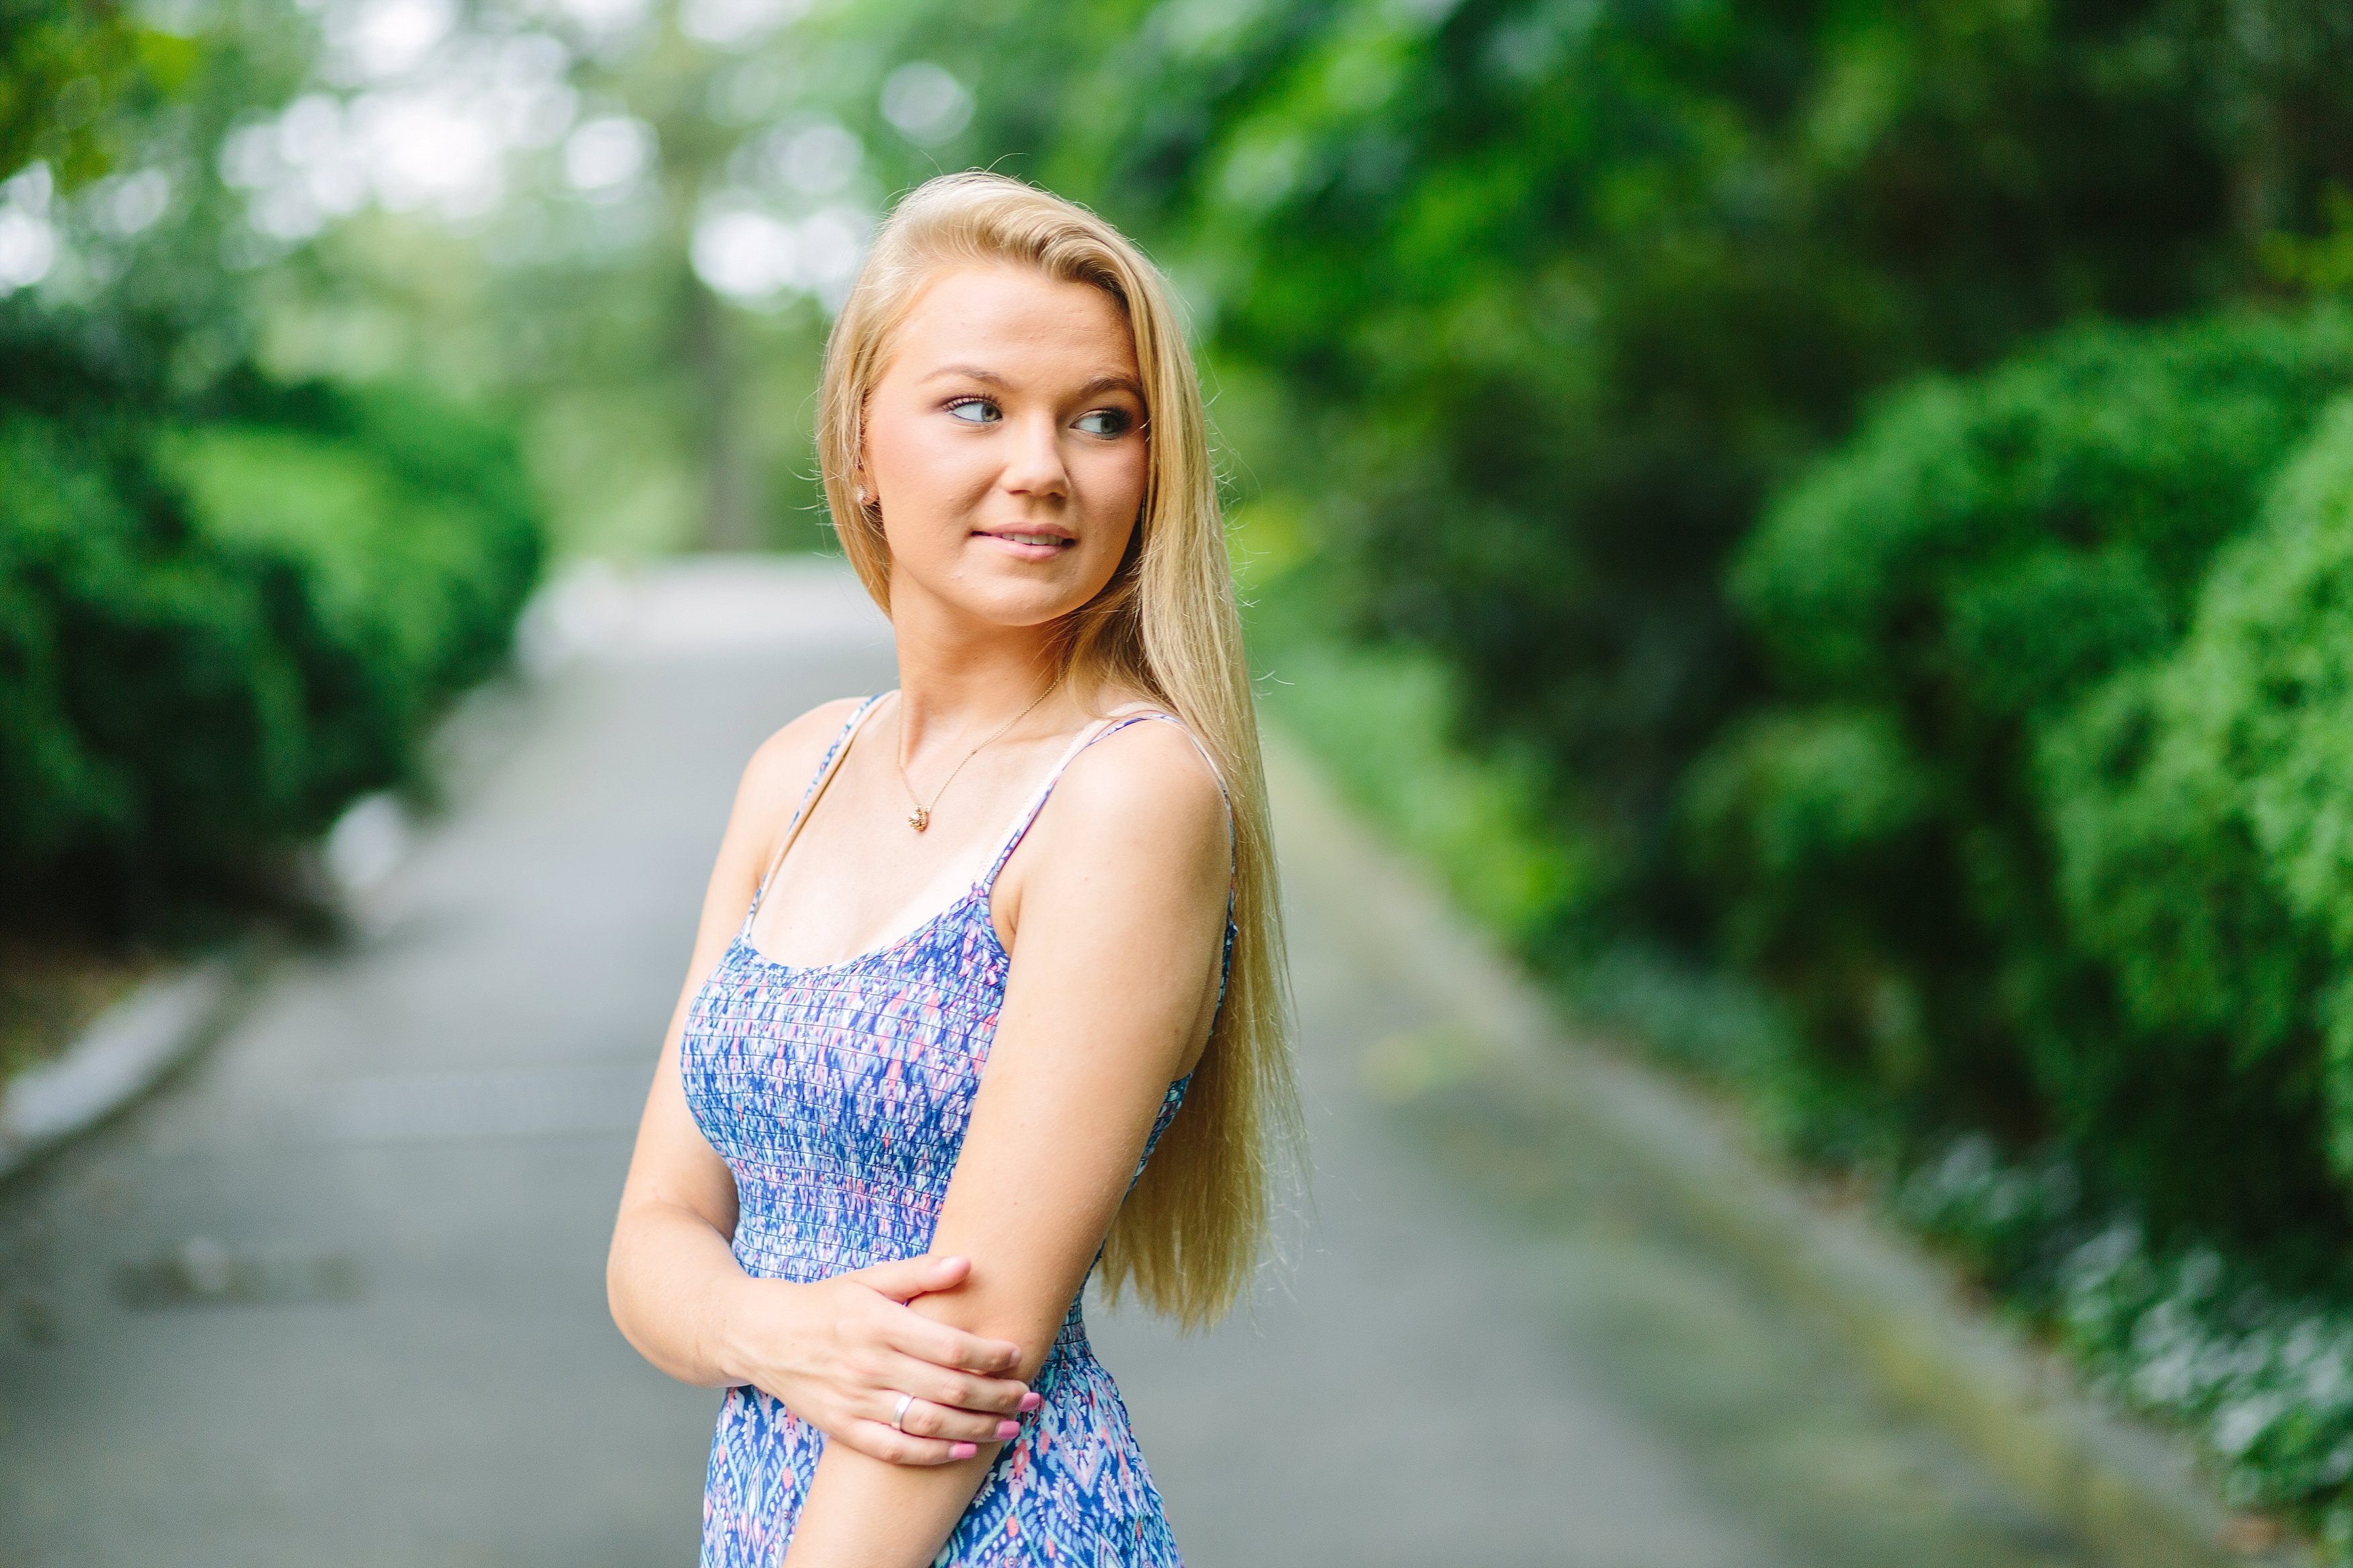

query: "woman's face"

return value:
[862, 265, 1149, 630]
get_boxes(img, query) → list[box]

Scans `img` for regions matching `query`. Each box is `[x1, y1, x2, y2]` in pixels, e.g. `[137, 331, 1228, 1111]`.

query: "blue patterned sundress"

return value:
[680, 694, 1224, 1567]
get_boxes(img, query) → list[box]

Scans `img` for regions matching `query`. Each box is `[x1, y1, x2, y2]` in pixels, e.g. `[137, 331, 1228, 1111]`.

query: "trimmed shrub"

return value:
[1702, 309, 2353, 1237]
[162, 381, 543, 810]
[2045, 397, 2353, 1215]
[0, 382, 541, 936]
[1679, 706, 1941, 1126]
[0, 411, 319, 927]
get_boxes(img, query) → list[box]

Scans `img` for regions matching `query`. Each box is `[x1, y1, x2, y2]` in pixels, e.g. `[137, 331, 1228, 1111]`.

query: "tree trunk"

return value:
[684, 273, 764, 552]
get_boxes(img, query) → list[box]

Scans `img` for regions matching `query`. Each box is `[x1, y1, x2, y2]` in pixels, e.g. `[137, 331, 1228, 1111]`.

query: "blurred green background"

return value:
[13, 0, 2353, 1548]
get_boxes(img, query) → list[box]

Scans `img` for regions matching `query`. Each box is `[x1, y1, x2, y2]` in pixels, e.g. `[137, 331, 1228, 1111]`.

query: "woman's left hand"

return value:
[715, 1252, 1039, 1466]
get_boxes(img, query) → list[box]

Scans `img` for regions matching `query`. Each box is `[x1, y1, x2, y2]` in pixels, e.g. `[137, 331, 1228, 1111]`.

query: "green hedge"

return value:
[0, 382, 541, 934]
[2046, 397, 2353, 1201]
[1701, 308, 2353, 1241]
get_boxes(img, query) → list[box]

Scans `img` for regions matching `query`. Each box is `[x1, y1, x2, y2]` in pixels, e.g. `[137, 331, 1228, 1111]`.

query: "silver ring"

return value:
[891, 1393, 915, 1434]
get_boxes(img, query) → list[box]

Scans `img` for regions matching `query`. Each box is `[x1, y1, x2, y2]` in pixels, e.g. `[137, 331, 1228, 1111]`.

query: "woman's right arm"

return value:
[606, 703, 1038, 1466]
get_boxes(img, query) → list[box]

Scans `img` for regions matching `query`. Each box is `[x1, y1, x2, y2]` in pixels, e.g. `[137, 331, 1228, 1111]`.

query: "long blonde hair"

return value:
[817, 171, 1298, 1327]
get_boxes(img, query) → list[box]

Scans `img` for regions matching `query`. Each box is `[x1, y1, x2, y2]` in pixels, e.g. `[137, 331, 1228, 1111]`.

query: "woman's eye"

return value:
[1075, 409, 1131, 437]
[947, 398, 1000, 424]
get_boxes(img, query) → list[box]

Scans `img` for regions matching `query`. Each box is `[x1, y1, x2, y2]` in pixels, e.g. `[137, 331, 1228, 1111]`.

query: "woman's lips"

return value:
[974, 529, 1076, 558]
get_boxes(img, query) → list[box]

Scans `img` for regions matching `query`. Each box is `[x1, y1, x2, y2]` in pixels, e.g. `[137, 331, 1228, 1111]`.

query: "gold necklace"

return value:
[893, 677, 1060, 833]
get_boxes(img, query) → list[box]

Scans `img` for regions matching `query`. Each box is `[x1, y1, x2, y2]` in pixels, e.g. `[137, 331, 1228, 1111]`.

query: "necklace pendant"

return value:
[908, 807, 930, 833]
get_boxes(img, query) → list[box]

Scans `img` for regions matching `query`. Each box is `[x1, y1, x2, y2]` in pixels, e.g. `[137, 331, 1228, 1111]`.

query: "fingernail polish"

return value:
[1019, 1392, 1043, 1412]
[996, 1420, 1021, 1440]
[951, 1442, 978, 1459]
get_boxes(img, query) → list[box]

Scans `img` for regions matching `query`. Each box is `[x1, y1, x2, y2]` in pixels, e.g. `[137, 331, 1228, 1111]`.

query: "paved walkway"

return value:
[0, 560, 2094, 1567]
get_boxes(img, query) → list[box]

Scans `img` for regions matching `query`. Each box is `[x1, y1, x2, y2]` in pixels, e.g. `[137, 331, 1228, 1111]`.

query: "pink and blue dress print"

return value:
[679, 697, 1213, 1567]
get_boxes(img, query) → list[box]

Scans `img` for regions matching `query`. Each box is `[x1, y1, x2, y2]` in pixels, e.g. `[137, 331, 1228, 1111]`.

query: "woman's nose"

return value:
[999, 413, 1070, 498]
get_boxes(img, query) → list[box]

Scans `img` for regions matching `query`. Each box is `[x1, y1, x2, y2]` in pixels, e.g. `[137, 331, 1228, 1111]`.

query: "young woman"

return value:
[607, 173, 1300, 1567]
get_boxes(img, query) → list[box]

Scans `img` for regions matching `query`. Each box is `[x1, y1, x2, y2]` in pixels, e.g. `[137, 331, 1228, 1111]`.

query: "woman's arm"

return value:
[608, 702, 1039, 1464]
[779, 721, 1232, 1568]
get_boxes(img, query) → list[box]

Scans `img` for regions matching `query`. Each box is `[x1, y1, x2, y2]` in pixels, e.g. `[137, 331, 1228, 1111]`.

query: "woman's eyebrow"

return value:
[919, 364, 1144, 401]
[922, 363, 1012, 387]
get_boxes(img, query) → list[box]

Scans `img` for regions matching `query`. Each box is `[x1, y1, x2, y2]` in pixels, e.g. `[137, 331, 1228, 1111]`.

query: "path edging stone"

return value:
[0, 952, 255, 1183]
[1271, 735, 2293, 1568]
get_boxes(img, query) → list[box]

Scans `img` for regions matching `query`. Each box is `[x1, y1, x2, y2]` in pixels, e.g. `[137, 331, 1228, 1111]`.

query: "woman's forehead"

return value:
[887, 265, 1138, 379]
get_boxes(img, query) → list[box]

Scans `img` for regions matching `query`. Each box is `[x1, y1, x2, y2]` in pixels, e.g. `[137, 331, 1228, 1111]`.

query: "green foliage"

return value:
[1900, 1135, 2353, 1540]
[1256, 628, 1588, 952]
[1714, 310, 2353, 1231]
[1683, 708, 1933, 964]
[1739, 311, 2353, 712]
[0, 382, 541, 935]
[163, 382, 543, 799]
[0, 0, 159, 186]
[1, 409, 319, 924]
[2041, 397, 2353, 1192]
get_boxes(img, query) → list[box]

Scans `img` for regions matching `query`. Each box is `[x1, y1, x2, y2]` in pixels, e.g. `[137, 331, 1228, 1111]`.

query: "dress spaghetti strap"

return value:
[975, 708, 1232, 896]
[969, 707, 1239, 1014]
[742, 693, 889, 932]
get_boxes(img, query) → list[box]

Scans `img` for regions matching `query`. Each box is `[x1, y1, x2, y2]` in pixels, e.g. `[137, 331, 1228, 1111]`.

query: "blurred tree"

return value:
[0, 0, 151, 187]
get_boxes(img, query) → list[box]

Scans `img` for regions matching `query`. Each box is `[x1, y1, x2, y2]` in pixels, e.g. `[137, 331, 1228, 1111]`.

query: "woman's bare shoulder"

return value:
[733, 695, 876, 821]
[1045, 712, 1228, 869]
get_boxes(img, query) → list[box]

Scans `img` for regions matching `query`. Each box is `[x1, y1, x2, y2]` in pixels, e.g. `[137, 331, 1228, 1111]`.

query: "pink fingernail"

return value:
[996, 1420, 1020, 1440]
[1019, 1392, 1043, 1412]
[951, 1442, 978, 1459]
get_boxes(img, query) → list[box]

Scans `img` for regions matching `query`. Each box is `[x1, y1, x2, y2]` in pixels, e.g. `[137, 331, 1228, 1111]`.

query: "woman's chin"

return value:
[906, 569, 1102, 632]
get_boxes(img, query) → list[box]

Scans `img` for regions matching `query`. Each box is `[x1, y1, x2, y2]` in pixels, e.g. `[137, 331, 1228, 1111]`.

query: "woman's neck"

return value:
[888, 591, 1073, 751]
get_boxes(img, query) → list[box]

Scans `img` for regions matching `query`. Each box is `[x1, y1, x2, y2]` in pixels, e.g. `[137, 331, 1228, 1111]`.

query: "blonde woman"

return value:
[607, 173, 1298, 1567]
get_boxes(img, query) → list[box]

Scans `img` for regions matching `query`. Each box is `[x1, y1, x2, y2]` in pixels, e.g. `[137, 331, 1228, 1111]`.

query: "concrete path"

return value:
[0, 559, 2095, 1567]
